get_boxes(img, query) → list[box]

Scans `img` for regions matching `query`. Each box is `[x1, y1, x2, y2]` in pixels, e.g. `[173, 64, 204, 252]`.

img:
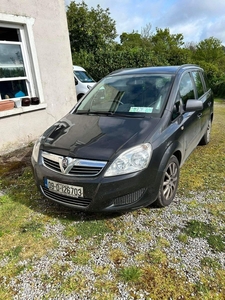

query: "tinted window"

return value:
[192, 71, 204, 98]
[179, 73, 195, 104]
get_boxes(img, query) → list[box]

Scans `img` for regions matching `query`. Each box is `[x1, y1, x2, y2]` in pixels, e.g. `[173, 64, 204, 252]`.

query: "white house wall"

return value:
[0, 0, 76, 154]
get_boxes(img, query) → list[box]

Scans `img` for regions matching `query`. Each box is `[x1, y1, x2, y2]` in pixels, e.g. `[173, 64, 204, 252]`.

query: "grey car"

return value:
[31, 64, 214, 212]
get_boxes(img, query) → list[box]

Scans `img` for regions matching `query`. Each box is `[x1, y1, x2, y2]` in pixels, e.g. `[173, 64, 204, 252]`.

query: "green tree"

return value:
[119, 31, 143, 49]
[151, 28, 187, 65]
[118, 24, 153, 51]
[193, 37, 225, 65]
[74, 48, 160, 81]
[66, 1, 117, 53]
[189, 37, 225, 96]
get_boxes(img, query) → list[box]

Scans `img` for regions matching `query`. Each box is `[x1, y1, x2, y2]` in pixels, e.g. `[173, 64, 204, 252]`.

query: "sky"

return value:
[64, 0, 225, 46]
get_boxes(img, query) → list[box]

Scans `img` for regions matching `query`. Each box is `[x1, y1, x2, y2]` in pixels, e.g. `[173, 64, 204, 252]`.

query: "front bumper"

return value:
[31, 157, 162, 212]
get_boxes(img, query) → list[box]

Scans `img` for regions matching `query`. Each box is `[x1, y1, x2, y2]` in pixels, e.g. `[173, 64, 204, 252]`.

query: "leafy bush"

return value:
[214, 81, 225, 98]
[73, 48, 167, 81]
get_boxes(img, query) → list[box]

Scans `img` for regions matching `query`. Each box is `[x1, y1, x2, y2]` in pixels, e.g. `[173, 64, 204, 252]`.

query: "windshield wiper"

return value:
[75, 109, 90, 115]
[75, 110, 145, 118]
[75, 109, 114, 116]
[90, 111, 115, 116]
[113, 112, 146, 118]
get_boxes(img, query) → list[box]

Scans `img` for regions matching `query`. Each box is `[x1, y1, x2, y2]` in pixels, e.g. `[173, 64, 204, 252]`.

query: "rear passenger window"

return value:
[192, 71, 204, 98]
[179, 73, 195, 105]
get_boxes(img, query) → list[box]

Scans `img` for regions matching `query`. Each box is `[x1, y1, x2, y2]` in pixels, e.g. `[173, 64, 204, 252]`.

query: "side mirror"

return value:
[185, 99, 203, 112]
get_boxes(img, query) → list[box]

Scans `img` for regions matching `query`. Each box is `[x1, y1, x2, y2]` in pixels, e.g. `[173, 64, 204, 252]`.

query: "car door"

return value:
[173, 72, 202, 161]
[177, 72, 201, 160]
[191, 70, 213, 137]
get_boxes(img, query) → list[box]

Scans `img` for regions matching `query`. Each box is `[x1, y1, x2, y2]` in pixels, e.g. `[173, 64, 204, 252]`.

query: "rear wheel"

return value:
[199, 119, 212, 145]
[155, 155, 180, 207]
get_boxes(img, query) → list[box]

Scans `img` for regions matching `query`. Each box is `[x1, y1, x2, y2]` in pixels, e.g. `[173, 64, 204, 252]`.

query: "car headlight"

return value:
[104, 143, 152, 177]
[32, 137, 42, 163]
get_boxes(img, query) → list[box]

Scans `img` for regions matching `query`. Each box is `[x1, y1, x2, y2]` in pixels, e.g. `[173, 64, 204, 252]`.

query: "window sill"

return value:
[0, 103, 47, 118]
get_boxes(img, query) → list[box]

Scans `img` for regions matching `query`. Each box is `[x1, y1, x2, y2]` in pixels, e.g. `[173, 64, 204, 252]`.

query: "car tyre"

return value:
[199, 119, 212, 145]
[155, 155, 180, 207]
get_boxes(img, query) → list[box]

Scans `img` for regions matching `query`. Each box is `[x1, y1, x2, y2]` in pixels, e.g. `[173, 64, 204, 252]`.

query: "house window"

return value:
[0, 25, 33, 101]
[0, 16, 45, 114]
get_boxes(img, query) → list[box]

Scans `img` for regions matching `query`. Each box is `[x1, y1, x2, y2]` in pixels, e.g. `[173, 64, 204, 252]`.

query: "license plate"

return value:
[44, 178, 83, 198]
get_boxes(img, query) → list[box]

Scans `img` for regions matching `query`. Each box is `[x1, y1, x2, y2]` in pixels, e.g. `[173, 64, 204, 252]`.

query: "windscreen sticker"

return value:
[129, 107, 153, 113]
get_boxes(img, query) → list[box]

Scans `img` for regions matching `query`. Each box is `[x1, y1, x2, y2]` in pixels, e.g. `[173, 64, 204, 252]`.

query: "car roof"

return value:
[73, 65, 86, 71]
[109, 64, 202, 76]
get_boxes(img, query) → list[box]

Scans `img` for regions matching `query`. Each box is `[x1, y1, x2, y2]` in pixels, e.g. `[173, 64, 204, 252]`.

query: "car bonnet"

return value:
[40, 113, 160, 161]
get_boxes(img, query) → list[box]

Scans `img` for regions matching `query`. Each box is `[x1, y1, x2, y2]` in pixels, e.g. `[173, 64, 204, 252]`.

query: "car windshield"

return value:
[74, 73, 173, 117]
[74, 70, 95, 83]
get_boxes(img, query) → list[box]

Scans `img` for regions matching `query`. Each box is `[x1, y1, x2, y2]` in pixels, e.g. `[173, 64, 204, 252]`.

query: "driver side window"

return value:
[172, 73, 195, 121]
[179, 72, 195, 105]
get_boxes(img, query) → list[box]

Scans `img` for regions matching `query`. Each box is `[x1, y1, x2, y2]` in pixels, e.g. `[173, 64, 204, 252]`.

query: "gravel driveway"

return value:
[5, 189, 225, 300]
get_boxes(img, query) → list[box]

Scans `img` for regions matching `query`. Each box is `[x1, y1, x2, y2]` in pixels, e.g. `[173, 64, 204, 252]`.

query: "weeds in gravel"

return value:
[183, 219, 225, 252]
[119, 266, 142, 282]
[184, 220, 214, 238]
[109, 248, 127, 265]
[147, 248, 168, 264]
[201, 257, 222, 270]
[71, 248, 91, 265]
[63, 219, 112, 240]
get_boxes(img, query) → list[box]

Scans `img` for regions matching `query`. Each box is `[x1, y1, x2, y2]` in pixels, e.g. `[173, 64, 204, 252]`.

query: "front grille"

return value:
[69, 165, 103, 176]
[42, 151, 107, 177]
[113, 188, 146, 207]
[44, 157, 61, 172]
[42, 186, 91, 208]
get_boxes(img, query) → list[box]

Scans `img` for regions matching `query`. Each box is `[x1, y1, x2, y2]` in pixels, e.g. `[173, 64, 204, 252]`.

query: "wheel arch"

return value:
[77, 93, 84, 101]
[173, 150, 182, 165]
[158, 141, 182, 173]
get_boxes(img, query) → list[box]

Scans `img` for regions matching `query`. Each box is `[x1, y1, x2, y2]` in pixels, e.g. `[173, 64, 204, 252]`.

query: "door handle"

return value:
[197, 113, 202, 118]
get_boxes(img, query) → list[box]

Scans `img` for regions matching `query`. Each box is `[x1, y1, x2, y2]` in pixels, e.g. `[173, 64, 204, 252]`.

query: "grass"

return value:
[63, 218, 112, 240]
[119, 266, 142, 282]
[184, 219, 225, 251]
[0, 100, 225, 299]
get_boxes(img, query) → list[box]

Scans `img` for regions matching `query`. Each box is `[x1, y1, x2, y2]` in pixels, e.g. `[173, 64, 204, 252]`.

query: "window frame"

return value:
[172, 71, 196, 121]
[0, 13, 46, 117]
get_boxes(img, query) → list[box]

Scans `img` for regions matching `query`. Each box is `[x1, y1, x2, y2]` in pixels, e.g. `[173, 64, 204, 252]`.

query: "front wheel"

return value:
[155, 155, 180, 207]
